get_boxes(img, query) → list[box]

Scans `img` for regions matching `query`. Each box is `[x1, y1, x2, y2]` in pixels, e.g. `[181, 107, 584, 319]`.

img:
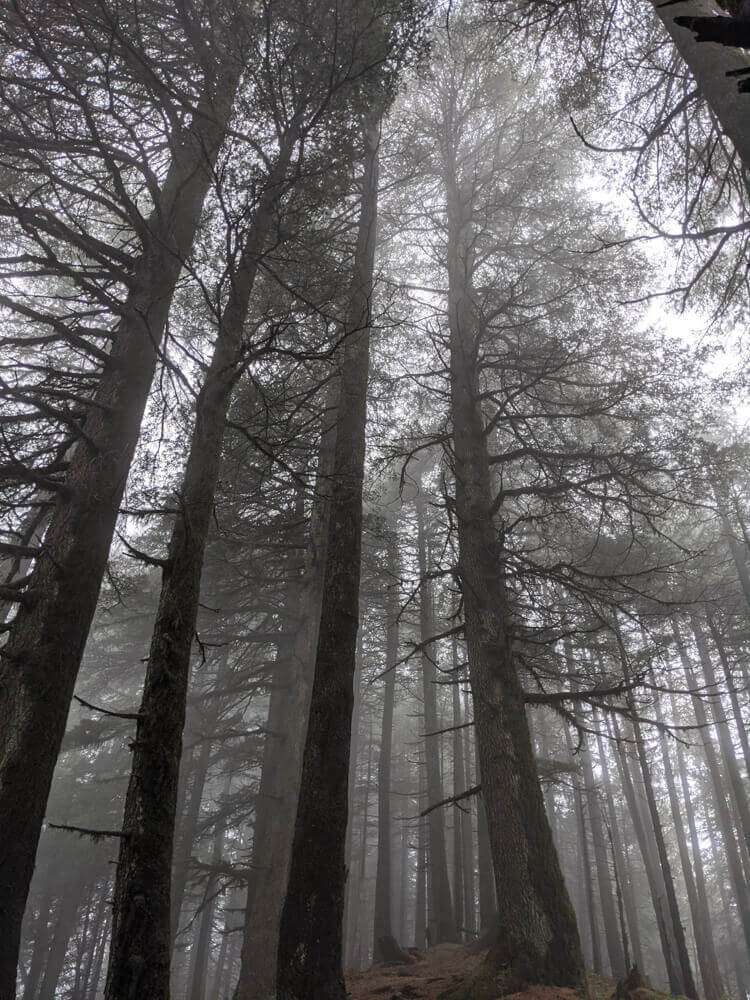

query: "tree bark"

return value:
[188, 774, 231, 1000]
[647, 0, 750, 171]
[672, 619, 750, 958]
[104, 132, 296, 1000]
[234, 404, 335, 1000]
[0, 61, 241, 1000]
[565, 725, 602, 974]
[276, 115, 380, 1000]
[442, 147, 584, 991]
[593, 715, 645, 971]
[416, 493, 458, 945]
[651, 680, 724, 1000]
[373, 533, 400, 957]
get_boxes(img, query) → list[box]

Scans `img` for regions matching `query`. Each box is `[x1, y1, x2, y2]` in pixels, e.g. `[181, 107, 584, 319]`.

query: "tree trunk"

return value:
[189, 774, 231, 1000]
[416, 493, 457, 945]
[0, 62, 241, 1000]
[104, 133, 297, 1000]
[344, 632, 364, 969]
[648, 0, 750, 171]
[452, 648, 475, 940]
[234, 402, 336, 1000]
[650, 670, 724, 1000]
[691, 615, 750, 854]
[593, 715, 645, 971]
[414, 763, 428, 950]
[373, 533, 400, 958]
[706, 615, 750, 779]
[614, 626, 697, 998]
[172, 736, 213, 944]
[565, 725, 602, 974]
[38, 882, 87, 1000]
[276, 116, 380, 1000]
[672, 619, 750, 958]
[442, 152, 584, 991]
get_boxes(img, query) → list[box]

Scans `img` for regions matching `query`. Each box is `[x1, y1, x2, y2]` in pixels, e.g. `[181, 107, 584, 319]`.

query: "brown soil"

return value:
[345, 944, 617, 1000]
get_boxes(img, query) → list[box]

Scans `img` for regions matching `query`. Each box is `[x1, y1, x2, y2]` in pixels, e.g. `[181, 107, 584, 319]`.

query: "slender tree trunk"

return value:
[580, 741, 626, 978]
[234, 407, 335, 1000]
[452, 649, 474, 940]
[649, 671, 724, 1000]
[594, 716, 645, 971]
[22, 896, 54, 1000]
[460, 686, 476, 939]
[189, 775, 231, 1000]
[78, 885, 108, 1000]
[0, 64, 241, 999]
[691, 615, 750, 853]
[609, 713, 677, 988]
[706, 615, 750, 779]
[104, 133, 297, 1000]
[344, 632, 364, 969]
[415, 768, 427, 950]
[416, 493, 457, 945]
[373, 533, 399, 958]
[565, 725, 602, 974]
[668, 688, 724, 999]
[276, 117, 381, 1000]
[172, 737, 213, 944]
[672, 620, 750, 958]
[442, 148, 583, 990]
[615, 627, 697, 998]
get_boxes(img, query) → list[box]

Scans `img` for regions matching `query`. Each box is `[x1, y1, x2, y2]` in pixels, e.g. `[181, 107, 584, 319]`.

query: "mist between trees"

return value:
[0, 2, 747, 1000]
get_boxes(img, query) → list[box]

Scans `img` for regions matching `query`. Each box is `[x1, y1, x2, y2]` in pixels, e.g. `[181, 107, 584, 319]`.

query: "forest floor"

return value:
[345, 943, 617, 1000]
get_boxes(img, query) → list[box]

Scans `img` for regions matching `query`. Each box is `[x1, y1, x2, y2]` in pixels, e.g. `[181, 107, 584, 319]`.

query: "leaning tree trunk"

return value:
[443, 165, 584, 991]
[647, 0, 750, 171]
[373, 531, 400, 958]
[0, 61, 241, 1000]
[276, 115, 380, 1000]
[104, 135, 296, 1000]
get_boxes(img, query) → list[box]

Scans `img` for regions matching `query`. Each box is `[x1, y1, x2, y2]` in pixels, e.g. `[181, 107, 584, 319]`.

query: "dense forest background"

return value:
[0, 2, 748, 1000]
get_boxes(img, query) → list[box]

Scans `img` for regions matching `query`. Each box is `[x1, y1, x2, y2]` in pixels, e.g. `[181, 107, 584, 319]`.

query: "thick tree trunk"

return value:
[276, 117, 380, 1000]
[104, 136, 296, 1000]
[648, 0, 750, 171]
[443, 162, 584, 991]
[416, 494, 458, 945]
[373, 534, 400, 957]
[0, 63, 241, 1000]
